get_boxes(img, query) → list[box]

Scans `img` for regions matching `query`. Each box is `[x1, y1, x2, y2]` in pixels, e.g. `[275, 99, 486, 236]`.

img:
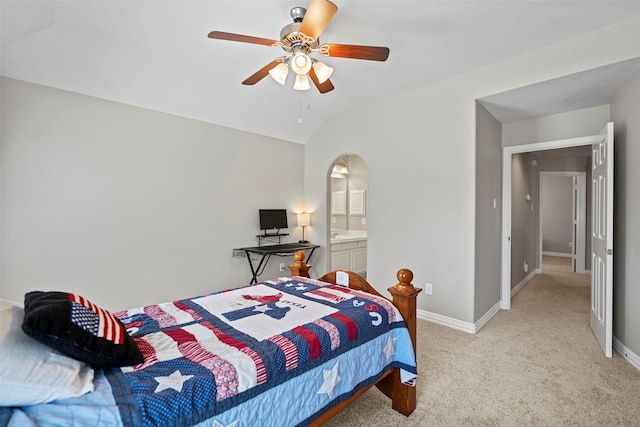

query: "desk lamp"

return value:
[297, 213, 311, 243]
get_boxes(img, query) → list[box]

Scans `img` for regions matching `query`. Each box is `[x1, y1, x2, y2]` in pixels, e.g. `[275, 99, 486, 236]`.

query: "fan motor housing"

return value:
[279, 9, 319, 54]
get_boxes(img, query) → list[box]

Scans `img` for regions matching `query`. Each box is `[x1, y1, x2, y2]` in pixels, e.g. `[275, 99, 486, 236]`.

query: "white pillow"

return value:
[0, 299, 95, 406]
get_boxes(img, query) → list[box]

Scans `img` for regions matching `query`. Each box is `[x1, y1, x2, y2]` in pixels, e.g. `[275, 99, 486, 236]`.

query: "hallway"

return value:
[326, 255, 640, 426]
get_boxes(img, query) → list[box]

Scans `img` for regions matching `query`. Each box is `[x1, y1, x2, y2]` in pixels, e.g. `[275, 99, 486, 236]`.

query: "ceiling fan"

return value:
[208, 0, 389, 94]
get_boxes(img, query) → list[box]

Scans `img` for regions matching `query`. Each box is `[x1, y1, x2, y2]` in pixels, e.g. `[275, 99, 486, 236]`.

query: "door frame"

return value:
[501, 135, 596, 309]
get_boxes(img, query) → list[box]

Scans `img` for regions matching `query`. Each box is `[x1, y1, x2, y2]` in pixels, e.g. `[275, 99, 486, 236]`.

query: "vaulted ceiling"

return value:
[3, 1, 640, 144]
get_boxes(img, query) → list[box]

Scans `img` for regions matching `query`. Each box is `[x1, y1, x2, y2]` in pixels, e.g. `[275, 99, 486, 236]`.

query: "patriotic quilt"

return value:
[2, 276, 417, 427]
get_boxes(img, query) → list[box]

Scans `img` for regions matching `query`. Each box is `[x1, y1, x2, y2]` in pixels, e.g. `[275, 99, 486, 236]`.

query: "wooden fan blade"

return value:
[208, 31, 278, 46]
[242, 60, 280, 85]
[298, 0, 338, 42]
[321, 43, 389, 61]
[309, 67, 335, 94]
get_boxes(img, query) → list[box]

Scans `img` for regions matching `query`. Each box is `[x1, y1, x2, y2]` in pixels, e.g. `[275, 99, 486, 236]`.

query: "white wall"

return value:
[304, 17, 640, 324]
[540, 175, 573, 254]
[474, 103, 502, 319]
[502, 105, 611, 146]
[510, 153, 537, 287]
[1, 78, 305, 310]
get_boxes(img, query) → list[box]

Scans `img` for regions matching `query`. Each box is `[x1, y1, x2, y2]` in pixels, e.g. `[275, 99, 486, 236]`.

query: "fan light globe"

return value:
[268, 63, 289, 85]
[294, 74, 311, 91]
[312, 61, 333, 84]
[291, 52, 312, 75]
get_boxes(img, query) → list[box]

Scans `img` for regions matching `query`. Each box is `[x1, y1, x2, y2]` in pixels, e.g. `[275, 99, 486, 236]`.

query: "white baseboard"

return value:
[511, 269, 538, 297]
[417, 309, 475, 334]
[542, 251, 572, 258]
[417, 301, 501, 334]
[474, 302, 501, 332]
[613, 336, 640, 372]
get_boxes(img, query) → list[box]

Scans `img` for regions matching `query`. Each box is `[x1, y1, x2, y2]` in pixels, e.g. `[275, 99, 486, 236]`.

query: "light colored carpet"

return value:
[325, 256, 640, 426]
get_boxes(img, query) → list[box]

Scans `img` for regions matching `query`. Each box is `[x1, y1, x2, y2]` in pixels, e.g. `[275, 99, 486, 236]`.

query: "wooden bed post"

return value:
[377, 268, 422, 415]
[388, 269, 421, 355]
[288, 251, 311, 278]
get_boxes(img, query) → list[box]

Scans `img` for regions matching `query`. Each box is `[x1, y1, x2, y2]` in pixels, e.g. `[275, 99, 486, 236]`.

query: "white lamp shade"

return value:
[294, 73, 311, 91]
[313, 61, 333, 84]
[291, 52, 312, 75]
[268, 63, 288, 85]
[297, 213, 311, 227]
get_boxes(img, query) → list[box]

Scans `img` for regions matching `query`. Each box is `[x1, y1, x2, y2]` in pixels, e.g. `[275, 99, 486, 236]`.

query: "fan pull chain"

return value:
[298, 95, 311, 123]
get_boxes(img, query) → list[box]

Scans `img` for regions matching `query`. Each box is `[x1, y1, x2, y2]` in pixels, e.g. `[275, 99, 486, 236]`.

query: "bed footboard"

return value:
[302, 252, 422, 422]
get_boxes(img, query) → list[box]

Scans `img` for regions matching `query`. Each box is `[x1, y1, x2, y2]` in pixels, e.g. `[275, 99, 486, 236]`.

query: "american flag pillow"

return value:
[22, 291, 143, 367]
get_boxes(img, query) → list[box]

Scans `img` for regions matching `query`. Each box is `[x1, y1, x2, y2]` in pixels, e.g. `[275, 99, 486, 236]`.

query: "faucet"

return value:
[330, 232, 338, 238]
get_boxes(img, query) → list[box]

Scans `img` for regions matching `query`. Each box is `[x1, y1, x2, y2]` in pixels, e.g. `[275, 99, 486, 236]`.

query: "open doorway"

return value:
[327, 154, 368, 276]
[501, 135, 595, 310]
[501, 123, 614, 357]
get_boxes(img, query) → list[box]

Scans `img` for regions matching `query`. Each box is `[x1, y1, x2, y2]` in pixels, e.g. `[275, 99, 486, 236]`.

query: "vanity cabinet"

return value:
[330, 239, 367, 276]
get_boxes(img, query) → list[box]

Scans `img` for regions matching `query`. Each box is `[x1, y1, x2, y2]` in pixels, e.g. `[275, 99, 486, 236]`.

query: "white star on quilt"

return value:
[252, 304, 271, 313]
[295, 284, 308, 291]
[317, 362, 341, 399]
[212, 421, 239, 427]
[383, 335, 397, 361]
[154, 370, 194, 393]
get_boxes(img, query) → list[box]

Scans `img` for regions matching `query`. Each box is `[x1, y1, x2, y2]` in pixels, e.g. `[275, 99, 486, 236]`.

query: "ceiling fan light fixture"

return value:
[312, 60, 333, 84]
[208, 0, 389, 95]
[294, 73, 311, 91]
[291, 52, 312, 75]
[268, 62, 289, 85]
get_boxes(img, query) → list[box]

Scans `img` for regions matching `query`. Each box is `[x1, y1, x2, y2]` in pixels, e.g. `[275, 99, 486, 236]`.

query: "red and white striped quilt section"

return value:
[124, 320, 265, 401]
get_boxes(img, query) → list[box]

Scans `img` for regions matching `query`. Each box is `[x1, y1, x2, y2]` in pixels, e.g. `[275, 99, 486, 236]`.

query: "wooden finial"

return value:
[293, 251, 305, 263]
[393, 268, 416, 293]
[289, 251, 311, 278]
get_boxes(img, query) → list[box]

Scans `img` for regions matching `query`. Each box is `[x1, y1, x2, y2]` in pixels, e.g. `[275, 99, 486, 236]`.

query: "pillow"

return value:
[22, 291, 144, 367]
[0, 300, 95, 405]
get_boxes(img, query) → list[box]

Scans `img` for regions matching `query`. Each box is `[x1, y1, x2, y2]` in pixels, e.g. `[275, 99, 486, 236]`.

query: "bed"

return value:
[0, 252, 421, 426]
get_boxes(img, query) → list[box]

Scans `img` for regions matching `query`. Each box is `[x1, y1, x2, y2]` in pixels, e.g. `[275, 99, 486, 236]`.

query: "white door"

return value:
[590, 122, 614, 358]
[572, 176, 578, 272]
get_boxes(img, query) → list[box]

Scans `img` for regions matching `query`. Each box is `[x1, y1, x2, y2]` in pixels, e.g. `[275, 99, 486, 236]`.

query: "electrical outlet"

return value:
[361, 217, 366, 225]
[232, 249, 245, 258]
[524, 261, 528, 273]
[425, 283, 433, 295]
[279, 263, 286, 272]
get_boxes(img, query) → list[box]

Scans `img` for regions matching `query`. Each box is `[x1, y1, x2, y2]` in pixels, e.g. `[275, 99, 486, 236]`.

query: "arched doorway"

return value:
[327, 154, 369, 276]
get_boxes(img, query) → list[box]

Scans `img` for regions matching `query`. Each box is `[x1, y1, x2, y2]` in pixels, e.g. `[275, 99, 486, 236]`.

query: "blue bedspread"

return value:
[2, 276, 417, 427]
